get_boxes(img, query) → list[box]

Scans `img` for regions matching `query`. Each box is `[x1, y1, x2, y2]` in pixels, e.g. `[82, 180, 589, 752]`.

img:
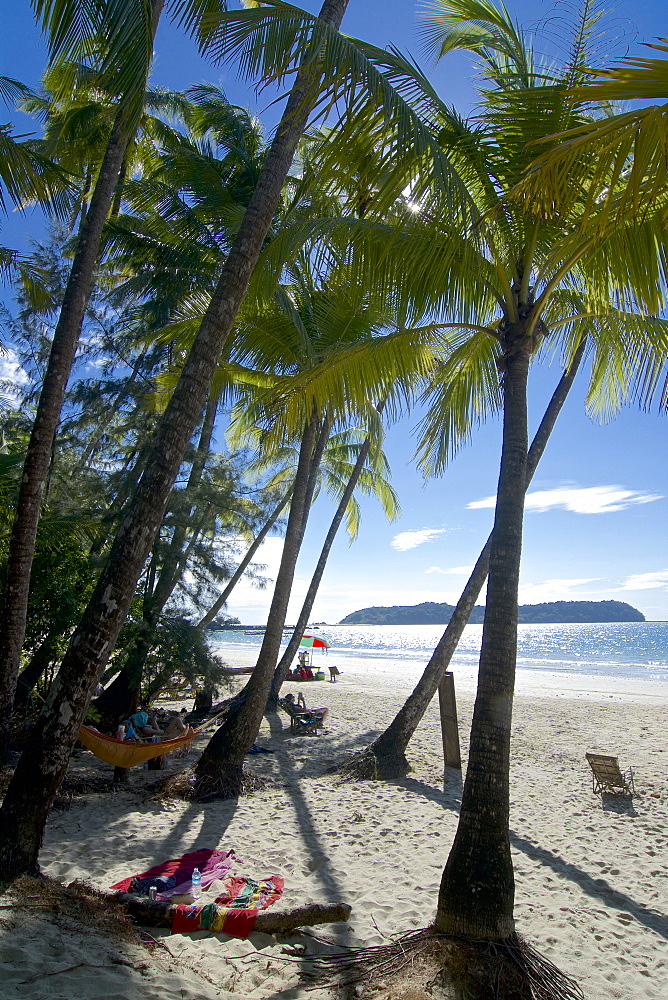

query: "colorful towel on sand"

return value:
[214, 875, 284, 910]
[171, 876, 284, 938]
[110, 848, 238, 901]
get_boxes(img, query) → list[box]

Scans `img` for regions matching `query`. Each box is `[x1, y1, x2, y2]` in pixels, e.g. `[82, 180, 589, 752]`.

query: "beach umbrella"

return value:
[300, 635, 331, 650]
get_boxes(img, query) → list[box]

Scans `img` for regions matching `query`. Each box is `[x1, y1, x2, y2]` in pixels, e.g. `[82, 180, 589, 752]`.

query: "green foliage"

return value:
[138, 614, 231, 704]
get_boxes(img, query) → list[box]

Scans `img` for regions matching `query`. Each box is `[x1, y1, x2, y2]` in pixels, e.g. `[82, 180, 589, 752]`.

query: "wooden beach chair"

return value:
[586, 753, 635, 795]
[328, 665, 341, 682]
[279, 699, 328, 735]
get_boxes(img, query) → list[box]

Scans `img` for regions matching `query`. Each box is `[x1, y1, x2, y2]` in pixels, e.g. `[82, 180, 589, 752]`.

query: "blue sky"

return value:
[1, 1, 667, 623]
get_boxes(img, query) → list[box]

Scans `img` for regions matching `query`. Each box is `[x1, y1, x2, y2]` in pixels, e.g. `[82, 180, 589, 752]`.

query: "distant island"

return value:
[339, 600, 645, 625]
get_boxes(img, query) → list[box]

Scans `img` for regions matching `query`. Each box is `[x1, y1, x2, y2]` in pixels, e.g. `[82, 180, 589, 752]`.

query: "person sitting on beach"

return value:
[282, 692, 327, 724]
[162, 708, 195, 756]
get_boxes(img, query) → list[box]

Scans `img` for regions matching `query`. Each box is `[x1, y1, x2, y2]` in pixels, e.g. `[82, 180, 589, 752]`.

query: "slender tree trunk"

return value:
[13, 638, 57, 712]
[97, 395, 217, 735]
[0, 0, 166, 752]
[0, 0, 350, 880]
[350, 338, 587, 777]
[436, 335, 530, 940]
[71, 348, 148, 478]
[197, 488, 293, 629]
[150, 393, 218, 612]
[193, 412, 326, 797]
[268, 427, 378, 709]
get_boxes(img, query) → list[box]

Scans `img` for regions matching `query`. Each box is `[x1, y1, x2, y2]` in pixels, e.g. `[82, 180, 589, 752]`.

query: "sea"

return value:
[207, 621, 668, 696]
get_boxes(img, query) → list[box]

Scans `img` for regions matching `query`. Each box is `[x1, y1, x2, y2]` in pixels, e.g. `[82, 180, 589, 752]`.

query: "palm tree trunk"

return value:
[197, 487, 293, 629]
[436, 337, 530, 940]
[193, 411, 329, 797]
[0, 0, 166, 752]
[0, 0, 350, 881]
[268, 426, 379, 709]
[351, 338, 587, 777]
[150, 393, 218, 611]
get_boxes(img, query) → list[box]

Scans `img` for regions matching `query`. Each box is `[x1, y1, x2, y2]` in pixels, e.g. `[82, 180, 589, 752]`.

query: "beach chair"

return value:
[279, 698, 328, 735]
[328, 665, 341, 682]
[586, 753, 635, 795]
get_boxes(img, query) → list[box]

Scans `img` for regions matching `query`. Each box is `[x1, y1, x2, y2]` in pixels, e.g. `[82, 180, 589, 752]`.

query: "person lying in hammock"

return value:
[118, 710, 163, 742]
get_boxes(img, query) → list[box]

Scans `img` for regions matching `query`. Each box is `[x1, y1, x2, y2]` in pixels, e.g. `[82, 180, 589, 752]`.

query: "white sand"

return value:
[1, 659, 667, 1000]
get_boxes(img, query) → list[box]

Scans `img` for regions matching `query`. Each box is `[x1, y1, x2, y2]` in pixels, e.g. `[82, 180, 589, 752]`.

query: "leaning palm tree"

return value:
[0, 0, 450, 879]
[268, 412, 398, 709]
[338, 334, 588, 780]
[190, 267, 423, 797]
[0, 0, 229, 748]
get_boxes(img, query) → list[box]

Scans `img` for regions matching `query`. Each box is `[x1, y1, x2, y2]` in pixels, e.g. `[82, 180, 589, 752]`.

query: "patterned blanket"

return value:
[171, 875, 284, 937]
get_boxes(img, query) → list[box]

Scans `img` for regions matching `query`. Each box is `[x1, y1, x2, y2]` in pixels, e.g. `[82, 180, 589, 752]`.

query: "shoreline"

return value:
[215, 643, 668, 705]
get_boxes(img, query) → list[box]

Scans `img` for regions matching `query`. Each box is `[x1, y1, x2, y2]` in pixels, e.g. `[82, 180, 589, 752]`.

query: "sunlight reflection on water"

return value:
[208, 621, 668, 682]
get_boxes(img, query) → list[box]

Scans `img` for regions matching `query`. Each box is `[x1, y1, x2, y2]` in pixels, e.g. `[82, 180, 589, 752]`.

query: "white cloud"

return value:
[518, 577, 600, 602]
[0, 351, 28, 401]
[391, 528, 446, 551]
[468, 485, 663, 515]
[425, 565, 474, 575]
[619, 569, 668, 591]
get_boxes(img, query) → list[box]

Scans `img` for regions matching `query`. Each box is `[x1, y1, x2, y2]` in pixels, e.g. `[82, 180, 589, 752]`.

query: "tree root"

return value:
[304, 926, 584, 1000]
[153, 764, 267, 801]
[335, 745, 410, 782]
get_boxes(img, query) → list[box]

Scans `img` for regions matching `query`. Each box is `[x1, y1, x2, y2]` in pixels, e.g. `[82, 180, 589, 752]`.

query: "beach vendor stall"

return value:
[291, 635, 331, 680]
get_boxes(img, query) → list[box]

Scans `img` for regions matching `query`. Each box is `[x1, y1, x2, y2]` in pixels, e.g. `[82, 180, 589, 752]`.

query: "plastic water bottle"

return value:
[191, 868, 202, 899]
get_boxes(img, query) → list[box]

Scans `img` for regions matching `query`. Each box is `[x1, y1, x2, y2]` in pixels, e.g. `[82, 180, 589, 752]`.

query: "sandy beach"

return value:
[1, 657, 666, 1000]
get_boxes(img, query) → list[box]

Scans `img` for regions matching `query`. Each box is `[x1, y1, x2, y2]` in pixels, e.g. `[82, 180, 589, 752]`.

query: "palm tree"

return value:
[190, 262, 420, 794]
[521, 39, 668, 227]
[0, 0, 364, 881]
[339, 336, 587, 779]
[281, 0, 666, 946]
[0, 0, 229, 749]
[406, 0, 668, 944]
[268, 412, 397, 708]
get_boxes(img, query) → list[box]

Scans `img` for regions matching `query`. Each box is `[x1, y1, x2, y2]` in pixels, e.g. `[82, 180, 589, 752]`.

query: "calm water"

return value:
[207, 621, 668, 683]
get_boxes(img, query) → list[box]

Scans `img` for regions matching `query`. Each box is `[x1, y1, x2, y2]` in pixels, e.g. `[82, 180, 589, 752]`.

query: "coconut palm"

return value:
[410, 0, 668, 946]
[285, 0, 667, 948]
[190, 257, 425, 796]
[1, 0, 447, 878]
[521, 39, 668, 227]
[0, 0, 230, 749]
[268, 411, 398, 708]
[338, 336, 589, 780]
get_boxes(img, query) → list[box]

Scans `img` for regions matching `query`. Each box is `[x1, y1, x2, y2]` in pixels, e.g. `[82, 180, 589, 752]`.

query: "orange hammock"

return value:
[77, 726, 199, 768]
[77, 708, 228, 769]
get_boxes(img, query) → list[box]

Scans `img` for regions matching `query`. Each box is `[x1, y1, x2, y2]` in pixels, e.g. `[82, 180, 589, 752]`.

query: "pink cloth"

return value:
[110, 848, 238, 900]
